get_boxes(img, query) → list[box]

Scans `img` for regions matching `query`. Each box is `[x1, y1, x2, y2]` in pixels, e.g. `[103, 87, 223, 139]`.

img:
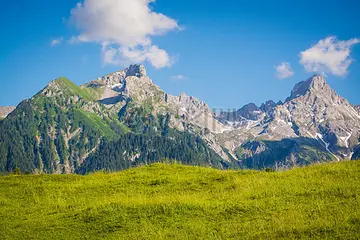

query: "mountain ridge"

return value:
[0, 65, 359, 174]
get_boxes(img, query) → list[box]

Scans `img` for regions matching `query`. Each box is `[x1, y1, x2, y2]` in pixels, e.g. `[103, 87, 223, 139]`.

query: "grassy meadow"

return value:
[1, 161, 360, 239]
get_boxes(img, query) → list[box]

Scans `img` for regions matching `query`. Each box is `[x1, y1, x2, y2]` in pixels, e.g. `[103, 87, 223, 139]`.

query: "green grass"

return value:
[73, 109, 116, 138]
[57, 77, 99, 101]
[1, 161, 360, 239]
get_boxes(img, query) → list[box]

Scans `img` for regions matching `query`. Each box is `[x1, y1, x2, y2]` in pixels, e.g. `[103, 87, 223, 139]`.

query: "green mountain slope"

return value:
[1, 161, 360, 239]
[0, 78, 118, 174]
[0, 76, 226, 174]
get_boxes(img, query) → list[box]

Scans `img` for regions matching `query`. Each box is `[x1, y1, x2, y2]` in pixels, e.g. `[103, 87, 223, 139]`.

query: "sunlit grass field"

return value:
[1, 161, 360, 239]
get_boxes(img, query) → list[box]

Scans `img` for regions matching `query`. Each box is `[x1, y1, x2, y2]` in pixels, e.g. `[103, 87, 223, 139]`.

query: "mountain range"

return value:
[0, 64, 359, 174]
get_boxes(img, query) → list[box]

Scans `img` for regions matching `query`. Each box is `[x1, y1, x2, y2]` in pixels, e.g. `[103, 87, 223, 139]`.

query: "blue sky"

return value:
[1, 0, 360, 110]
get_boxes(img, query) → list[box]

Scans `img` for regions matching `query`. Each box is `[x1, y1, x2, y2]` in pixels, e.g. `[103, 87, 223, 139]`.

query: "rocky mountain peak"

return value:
[175, 92, 208, 111]
[237, 103, 262, 120]
[240, 103, 258, 111]
[218, 102, 264, 124]
[89, 64, 148, 89]
[126, 64, 147, 78]
[309, 74, 327, 90]
[260, 100, 277, 113]
[178, 92, 188, 100]
[286, 75, 332, 102]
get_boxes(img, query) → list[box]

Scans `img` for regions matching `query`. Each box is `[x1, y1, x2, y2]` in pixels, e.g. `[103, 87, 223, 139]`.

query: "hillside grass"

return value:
[72, 109, 117, 138]
[57, 77, 99, 101]
[1, 161, 360, 239]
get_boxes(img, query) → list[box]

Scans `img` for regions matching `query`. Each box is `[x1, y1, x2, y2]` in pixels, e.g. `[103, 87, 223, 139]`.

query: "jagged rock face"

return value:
[84, 65, 231, 161]
[88, 65, 227, 135]
[217, 103, 265, 131]
[127, 64, 147, 77]
[236, 103, 262, 121]
[267, 75, 360, 158]
[0, 106, 15, 119]
[286, 78, 313, 102]
[88, 65, 154, 99]
[167, 93, 226, 133]
[260, 100, 277, 113]
[93, 69, 359, 162]
[82, 65, 162, 115]
[89, 64, 147, 89]
[215, 75, 360, 161]
[223, 103, 263, 121]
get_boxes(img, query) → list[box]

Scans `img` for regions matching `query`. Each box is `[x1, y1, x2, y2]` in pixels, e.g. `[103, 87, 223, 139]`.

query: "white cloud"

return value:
[69, 0, 180, 68]
[51, 37, 64, 46]
[170, 75, 188, 80]
[274, 62, 294, 79]
[300, 36, 360, 76]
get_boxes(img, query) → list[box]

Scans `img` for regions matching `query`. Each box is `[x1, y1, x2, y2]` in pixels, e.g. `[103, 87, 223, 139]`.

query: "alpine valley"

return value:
[0, 64, 359, 174]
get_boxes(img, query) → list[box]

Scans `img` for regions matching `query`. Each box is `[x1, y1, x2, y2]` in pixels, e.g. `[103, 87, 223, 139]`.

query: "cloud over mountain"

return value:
[300, 36, 360, 76]
[69, 0, 181, 68]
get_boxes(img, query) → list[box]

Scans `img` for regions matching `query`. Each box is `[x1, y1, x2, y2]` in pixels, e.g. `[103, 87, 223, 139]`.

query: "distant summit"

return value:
[286, 75, 329, 102]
